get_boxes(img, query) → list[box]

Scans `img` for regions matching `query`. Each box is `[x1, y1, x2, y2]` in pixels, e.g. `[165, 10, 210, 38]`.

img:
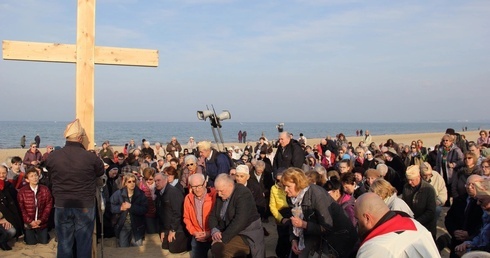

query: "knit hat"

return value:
[406, 165, 421, 179]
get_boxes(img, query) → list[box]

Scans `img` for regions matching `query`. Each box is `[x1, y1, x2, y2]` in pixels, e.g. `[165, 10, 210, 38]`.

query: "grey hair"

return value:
[184, 155, 198, 164]
[189, 173, 205, 185]
[254, 160, 266, 169]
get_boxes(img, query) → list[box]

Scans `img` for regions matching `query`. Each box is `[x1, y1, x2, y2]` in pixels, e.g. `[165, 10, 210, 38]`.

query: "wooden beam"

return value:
[76, 0, 95, 150]
[3, 40, 159, 67]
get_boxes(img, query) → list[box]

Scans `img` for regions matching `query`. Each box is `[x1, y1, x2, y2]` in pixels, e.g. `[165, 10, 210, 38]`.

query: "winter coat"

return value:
[434, 144, 464, 182]
[402, 180, 437, 238]
[110, 187, 148, 242]
[287, 184, 358, 257]
[17, 184, 53, 229]
[273, 139, 305, 171]
[46, 141, 105, 208]
[183, 188, 216, 236]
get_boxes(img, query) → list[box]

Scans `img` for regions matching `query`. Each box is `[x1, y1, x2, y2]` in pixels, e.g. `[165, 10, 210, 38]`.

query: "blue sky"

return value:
[0, 0, 489, 123]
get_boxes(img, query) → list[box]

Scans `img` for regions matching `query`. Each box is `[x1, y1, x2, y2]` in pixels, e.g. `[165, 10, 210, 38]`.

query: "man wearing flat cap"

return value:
[401, 165, 437, 239]
[46, 119, 105, 258]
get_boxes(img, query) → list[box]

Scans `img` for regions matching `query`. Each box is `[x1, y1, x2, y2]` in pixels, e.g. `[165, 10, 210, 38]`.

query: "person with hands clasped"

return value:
[110, 173, 148, 247]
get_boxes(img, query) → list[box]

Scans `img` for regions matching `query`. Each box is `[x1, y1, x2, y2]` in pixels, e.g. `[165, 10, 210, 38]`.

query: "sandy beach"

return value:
[0, 130, 483, 257]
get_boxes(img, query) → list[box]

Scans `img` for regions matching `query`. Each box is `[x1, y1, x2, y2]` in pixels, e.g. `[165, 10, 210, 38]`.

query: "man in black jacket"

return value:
[273, 132, 305, 172]
[46, 119, 105, 258]
[154, 173, 188, 253]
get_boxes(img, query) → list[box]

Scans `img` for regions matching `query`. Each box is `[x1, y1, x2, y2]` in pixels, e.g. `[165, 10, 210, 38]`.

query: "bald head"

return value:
[355, 193, 390, 236]
[356, 193, 389, 219]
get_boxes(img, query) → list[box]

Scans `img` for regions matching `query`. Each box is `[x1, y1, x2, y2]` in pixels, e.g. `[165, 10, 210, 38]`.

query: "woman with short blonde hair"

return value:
[369, 178, 413, 217]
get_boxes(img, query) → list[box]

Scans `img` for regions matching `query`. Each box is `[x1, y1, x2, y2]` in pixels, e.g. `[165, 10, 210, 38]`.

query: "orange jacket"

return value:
[183, 188, 216, 236]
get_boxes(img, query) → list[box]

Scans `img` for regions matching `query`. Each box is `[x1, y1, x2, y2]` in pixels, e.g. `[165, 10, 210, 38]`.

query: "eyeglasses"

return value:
[127, 180, 136, 184]
[442, 139, 450, 142]
[482, 165, 490, 169]
[186, 163, 195, 167]
[190, 183, 205, 190]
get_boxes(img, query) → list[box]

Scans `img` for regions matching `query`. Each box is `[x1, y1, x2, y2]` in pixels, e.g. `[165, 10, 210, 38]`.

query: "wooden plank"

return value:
[95, 46, 158, 66]
[3, 40, 158, 66]
[2, 40, 76, 63]
[76, 0, 96, 151]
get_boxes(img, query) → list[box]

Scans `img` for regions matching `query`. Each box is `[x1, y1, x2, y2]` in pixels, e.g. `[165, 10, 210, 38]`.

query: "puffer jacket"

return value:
[17, 184, 53, 229]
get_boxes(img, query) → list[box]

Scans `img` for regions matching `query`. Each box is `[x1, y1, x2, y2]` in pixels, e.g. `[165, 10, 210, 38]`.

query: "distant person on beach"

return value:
[154, 142, 165, 161]
[41, 145, 54, 164]
[364, 130, 372, 145]
[166, 137, 182, 158]
[242, 131, 247, 143]
[99, 142, 113, 160]
[273, 132, 305, 172]
[298, 133, 307, 146]
[187, 136, 197, 154]
[254, 137, 268, 158]
[141, 141, 155, 160]
[360, 129, 363, 136]
[356, 130, 359, 137]
[127, 139, 137, 154]
[45, 119, 105, 258]
[34, 134, 40, 148]
[23, 142, 42, 170]
[20, 135, 26, 149]
[238, 130, 243, 143]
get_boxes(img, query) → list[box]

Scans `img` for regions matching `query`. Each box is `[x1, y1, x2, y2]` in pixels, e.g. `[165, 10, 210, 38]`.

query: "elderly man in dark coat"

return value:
[273, 131, 305, 172]
[209, 174, 265, 257]
[402, 165, 437, 239]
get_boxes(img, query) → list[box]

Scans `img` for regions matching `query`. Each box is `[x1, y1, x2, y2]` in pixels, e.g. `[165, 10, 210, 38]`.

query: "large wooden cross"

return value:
[2, 0, 158, 150]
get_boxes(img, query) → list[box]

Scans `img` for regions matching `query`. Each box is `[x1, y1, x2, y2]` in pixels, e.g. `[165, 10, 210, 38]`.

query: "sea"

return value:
[1, 121, 489, 149]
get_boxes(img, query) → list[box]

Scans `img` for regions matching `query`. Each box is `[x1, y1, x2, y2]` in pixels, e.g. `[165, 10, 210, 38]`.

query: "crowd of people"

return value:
[2, 124, 490, 257]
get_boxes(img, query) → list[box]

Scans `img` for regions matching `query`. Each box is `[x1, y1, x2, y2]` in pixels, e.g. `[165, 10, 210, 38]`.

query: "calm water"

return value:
[1, 121, 489, 149]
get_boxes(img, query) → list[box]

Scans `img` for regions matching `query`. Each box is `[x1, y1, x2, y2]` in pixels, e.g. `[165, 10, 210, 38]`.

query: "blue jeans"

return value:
[55, 207, 95, 258]
[191, 236, 211, 258]
[118, 222, 143, 247]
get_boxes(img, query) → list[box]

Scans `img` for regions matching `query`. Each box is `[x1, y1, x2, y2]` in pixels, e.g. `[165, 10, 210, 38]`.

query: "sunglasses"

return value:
[186, 163, 195, 167]
[127, 180, 136, 183]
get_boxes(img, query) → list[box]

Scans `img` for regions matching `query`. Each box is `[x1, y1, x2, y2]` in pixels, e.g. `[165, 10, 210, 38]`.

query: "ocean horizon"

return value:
[1, 121, 489, 149]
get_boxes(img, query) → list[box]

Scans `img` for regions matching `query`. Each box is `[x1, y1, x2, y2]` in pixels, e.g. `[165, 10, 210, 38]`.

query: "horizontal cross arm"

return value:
[2, 40, 159, 67]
